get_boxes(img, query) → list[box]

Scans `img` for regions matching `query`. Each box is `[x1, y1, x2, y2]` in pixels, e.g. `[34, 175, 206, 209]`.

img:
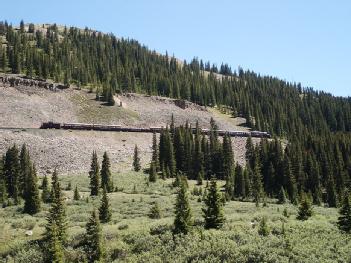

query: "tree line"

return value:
[146, 117, 351, 208]
[1, 143, 351, 262]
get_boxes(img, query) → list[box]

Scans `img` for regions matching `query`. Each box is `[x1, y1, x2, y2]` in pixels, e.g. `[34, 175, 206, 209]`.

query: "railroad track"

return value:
[38, 122, 271, 138]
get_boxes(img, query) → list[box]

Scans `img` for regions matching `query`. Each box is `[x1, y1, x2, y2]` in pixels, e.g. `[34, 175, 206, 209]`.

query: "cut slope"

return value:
[0, 80, 255, 174]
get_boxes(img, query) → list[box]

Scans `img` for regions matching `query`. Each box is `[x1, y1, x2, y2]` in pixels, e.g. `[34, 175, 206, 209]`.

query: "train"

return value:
[40, 121, 271, 138]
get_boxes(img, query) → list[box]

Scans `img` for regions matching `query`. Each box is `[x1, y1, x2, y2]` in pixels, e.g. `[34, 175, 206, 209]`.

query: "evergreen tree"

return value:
[46, 222, 64, 263]
[85, 210, 105, 263]
[89, 151, 100, 196]
[245, 136, 255, 167]
[73, 185, 80, 201]
[0, 177, 7, 205]
[297, 192, 313, 220]
[107, 87, 115, 106]
[337, 192, 351, 233]
[19, 144, 31, 196]
[193, 123, 204, 184]
[41, 175, 51, 203]
[283, 155, 297, 202]
[0, 46, 8, 72]
[151, 133, 160, 171]
[203, 178, 225, 229]
[149, 202, 162, 219]
[23, 163, 41, 215]
[0, 156, 7, 205]
[278, 186, 287, 204]
[100, 151, 113, 192]
[99, 187, 111, 223]
[149, 162, 157, 182]
[251, 158, 263, 206]
[326, 176, 338, 207]
[50, 168, 59, 201]
[133, 145, 141, 172]
[258, 217, 270, 236]
[45, 175, 67, 244]
[4, 145, 20, 203]
[173, 180, 192, 234]
[222, 134, 234, 181]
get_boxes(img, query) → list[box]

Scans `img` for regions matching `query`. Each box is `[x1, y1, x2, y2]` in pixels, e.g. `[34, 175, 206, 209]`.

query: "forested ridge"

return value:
[0, 21, 350, 206]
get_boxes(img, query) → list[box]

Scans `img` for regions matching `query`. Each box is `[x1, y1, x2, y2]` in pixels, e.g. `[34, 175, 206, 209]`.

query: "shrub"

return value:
[258, 217, 270, 236]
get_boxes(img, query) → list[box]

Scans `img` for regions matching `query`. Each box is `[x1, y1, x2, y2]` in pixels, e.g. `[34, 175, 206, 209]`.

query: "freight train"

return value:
[40, 121, 271, 138]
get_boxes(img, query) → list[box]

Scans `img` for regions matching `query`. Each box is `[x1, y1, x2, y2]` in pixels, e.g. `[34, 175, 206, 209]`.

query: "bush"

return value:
[150, 224, 172, 235]
[258, 217, 270, 236]
[148, 202, 161, 219]
[13, 244, 44, 263]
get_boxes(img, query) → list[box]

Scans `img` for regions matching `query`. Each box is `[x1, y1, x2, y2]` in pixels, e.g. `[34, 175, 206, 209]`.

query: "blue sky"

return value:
[2, 0, 351, 96]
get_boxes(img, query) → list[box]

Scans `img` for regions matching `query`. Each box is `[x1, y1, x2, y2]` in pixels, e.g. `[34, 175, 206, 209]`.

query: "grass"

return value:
[0, 171, 350, 262]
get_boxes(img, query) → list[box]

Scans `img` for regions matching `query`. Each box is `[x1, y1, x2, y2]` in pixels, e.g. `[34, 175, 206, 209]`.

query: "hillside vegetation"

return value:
[1, 171, 350, 263]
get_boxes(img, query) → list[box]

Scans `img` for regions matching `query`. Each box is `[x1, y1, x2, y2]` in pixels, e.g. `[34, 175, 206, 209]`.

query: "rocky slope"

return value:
[0, 77, 256, 174]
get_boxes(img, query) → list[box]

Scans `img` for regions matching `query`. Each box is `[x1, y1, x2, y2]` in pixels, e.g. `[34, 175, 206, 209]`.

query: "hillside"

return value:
[0, 20, 351, 263]
[0, 78, 256, 174]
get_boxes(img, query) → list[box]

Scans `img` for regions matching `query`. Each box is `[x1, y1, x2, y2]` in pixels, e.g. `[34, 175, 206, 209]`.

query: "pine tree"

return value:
[99, 187, 111, 223]
[19, 144, 31, 196]
[278, 186, 287, 204]
[149, 162, 157, 182]
[41, 175, 51, 203]
[0, 156, 7, 205]
[0, 46, 8, 72]
[164, 128, 176, 176]
[151, 133, 159, 171]
[50, 168, 59, 201]
[4, 145, 20, 203]
[173, 180, 192, 234]
[46, 222, 64, 263]
[89, 151, 100, 196]
[149, 202, 162, 219]
[133, 145, 141, 172]
[258, 217, 270, 236]
[193, 123, 204, 184]
[203, 178, 225, 229]
[297, 192, 313, 220]
[283, 155, 297, 202]
[45, 175, 67, 244]
[337, 192, 351, 233]
[100, 151, 113, 192]
[251, 158, 263, 206]
[222, 134, 234, 181]
[73, 185, 80, 201]
[0, 177, 7, 205]
[85, 210, 105, 263]
[225, 173, 234, 201]
[245, 136, 255, 167]
[23, 163, 41, 215]
[326, 176, 338, 207]
[107, 87, 115, 106]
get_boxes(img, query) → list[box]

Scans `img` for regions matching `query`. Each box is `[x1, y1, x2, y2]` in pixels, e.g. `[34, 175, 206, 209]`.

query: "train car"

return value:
[64, 123, 96, 130]
[40, 121, 61, 129]
[250, 131, 272, 138]
[150, 127, 163, 132]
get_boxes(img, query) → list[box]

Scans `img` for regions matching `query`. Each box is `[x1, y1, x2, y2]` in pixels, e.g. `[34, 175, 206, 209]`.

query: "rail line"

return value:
[38, 122, 271, 138]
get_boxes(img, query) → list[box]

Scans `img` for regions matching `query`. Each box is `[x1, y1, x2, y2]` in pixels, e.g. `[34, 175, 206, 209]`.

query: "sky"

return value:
[2, 0, 351, 96]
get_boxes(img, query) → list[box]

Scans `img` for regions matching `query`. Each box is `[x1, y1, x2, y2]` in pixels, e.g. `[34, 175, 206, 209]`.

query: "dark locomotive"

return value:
[40, 121, 271, 138]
